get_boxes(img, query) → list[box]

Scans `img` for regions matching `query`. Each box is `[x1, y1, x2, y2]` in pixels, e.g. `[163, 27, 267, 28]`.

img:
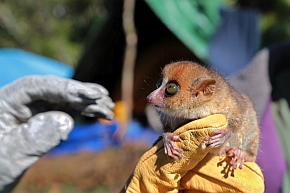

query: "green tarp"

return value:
[145, 0, 225, 61]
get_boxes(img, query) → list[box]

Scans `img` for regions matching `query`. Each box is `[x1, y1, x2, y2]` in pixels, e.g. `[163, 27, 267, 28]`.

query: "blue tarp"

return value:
[47, 121, 120, 156]
[47, 120, 160, 156]
[0, 48, 74, 87]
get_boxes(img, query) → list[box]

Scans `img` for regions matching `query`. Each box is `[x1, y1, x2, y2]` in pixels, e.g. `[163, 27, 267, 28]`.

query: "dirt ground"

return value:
[11, 142, 150, 193]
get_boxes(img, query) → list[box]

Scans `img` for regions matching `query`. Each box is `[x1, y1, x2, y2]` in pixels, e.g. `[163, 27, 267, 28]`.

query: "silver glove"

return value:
[0, 75, 115, 193]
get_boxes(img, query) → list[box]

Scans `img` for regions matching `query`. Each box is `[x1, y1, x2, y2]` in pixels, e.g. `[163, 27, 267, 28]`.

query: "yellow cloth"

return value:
[122, 114, 264, 193]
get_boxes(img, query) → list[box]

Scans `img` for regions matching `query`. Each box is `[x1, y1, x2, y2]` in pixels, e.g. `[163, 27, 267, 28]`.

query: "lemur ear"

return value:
[193, 79, 216, 98]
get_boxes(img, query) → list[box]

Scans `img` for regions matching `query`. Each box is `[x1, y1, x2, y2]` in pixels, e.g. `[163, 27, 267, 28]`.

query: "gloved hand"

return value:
[0, 75, 115, 193]
[122, 114, 265, 193]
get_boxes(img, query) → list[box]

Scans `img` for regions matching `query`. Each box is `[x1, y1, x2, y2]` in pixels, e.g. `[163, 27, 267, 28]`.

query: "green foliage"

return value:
[261, 1, 290, 47]
[0, 0, 106, 67]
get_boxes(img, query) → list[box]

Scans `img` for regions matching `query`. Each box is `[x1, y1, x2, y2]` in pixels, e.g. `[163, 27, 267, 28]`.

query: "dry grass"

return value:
[11, 142, 150, 193]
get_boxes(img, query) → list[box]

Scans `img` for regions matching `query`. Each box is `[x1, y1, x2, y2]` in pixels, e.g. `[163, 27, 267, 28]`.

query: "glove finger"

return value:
[77, 95, 114, 107]
[82, 83, 110, 95]
[81, 104, 115, 120]
[70, 84, 102, 100]
[72, 95, 115, 112]
[97, 95, 115, 109]
[73, 83, 110, 100]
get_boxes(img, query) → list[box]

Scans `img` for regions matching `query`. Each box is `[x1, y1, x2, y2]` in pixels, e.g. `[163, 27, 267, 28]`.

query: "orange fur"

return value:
[147, 61, 260, 162]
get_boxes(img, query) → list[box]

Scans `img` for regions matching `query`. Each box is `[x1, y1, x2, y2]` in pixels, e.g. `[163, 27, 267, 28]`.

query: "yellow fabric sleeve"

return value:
[122, 114, 264, 193]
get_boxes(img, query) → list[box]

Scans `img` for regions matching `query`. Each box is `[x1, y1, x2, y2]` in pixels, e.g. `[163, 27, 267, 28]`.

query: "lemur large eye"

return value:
[166, 82, 179, 95]
[156, 78, 162, 88]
